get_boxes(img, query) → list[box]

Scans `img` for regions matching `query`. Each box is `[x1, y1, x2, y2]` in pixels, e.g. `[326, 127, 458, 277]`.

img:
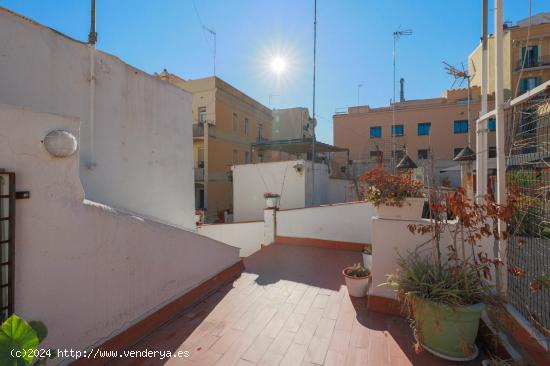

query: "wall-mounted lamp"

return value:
[43, 130, 78, 158]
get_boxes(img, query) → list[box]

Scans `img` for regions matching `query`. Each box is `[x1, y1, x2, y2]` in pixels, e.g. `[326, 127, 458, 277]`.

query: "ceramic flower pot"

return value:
[342, 268, 372, 298]
[412, 296, 485, 361]
[376, 197, 425, 220]
[265, 196, 280, 209]
[362, 251, 372, 271]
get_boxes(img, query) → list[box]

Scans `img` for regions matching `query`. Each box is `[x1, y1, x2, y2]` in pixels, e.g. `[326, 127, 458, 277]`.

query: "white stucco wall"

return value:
[0, 104, 239, 361]
[0, 7, 195, 229]
[276, 202, 376, 244]
[197, 221, 264, 257]
[232, 160, 307, 222]
[327, 178, 358, 204]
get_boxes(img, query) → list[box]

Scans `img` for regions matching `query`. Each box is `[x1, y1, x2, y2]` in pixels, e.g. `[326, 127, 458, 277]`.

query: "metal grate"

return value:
[0, 172, 15, 322]
[505, 92, 550, 338]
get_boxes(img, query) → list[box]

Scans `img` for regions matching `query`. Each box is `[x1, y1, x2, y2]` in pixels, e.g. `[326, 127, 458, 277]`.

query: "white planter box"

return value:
[265, 196, 280, 209]
[376, 197, 425, 220]
[343, 270, 372, 298]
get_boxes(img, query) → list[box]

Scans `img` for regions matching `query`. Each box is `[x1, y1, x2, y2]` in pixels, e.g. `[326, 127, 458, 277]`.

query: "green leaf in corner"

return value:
[0, 315, 39, 366]
[27, 322, 47, 344]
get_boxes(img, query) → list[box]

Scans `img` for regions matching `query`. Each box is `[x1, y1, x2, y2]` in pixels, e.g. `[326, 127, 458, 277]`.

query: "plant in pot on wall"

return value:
[263, 192, 280, 209]
[343, 263, 371, 298]
[384, 187, 522, 361]
[358, 164, 425, 219]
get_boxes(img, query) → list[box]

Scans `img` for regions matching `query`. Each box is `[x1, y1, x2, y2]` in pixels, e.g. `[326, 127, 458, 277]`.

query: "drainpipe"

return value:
[87, 0, 97, 170]
[476, 0, 489, 202]
[494, 0, 507, 296]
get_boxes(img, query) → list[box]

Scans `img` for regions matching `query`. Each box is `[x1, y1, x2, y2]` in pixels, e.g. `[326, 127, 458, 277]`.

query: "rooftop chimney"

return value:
[399, 78, 405, 102]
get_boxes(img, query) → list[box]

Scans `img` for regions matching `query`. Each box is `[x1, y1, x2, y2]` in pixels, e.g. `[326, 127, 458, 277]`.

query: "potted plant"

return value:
[343, 263, 371, 298]
[263, 192, 280, 209]
[362, 246, 372, 271]
[358, 164, 425, 219]
[384, 188, 520, 361]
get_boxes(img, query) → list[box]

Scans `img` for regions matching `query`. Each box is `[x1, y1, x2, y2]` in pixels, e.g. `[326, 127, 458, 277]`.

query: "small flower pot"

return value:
[376, 197, 425, 220]
[265, 195, 280, 209]
[362, 251, 372, 271]
[342, 268, 372, 298]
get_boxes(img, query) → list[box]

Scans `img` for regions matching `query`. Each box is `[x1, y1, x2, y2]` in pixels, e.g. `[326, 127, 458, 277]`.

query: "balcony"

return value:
[194, 167, 204, 181]
[193, 123, 205, 138]
[515, 55, 550, 71]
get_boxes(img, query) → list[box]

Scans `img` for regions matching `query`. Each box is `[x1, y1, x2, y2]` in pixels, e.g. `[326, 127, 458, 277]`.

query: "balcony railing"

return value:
[194, 167, 204, 181]
[515, 55, 550, 70]
[193, 123, 205, 138]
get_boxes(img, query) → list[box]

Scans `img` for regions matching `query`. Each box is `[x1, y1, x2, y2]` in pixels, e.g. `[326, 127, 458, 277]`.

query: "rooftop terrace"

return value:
[109, 244, 482, 366]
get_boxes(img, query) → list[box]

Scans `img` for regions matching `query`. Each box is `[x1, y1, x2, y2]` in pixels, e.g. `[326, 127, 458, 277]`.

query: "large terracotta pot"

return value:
[342, 268, 372, 298]
[376, 197, 425, 220]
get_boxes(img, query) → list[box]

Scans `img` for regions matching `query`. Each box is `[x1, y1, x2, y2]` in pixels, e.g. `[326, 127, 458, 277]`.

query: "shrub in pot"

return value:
[358, 164, 425, 219]
[343, 263, 371, 298]
[384, 188, 525, 361]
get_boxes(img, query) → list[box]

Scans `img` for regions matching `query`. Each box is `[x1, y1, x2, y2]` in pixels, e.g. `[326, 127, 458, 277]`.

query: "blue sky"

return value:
[1, 0, 547, 143]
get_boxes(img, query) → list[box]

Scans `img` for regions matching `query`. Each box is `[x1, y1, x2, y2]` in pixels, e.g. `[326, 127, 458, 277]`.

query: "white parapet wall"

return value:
[197, 220, 264, 257]
[0, 7, 195, 229]
[276, 201, 376, 244]
[0, 104, 240, 361]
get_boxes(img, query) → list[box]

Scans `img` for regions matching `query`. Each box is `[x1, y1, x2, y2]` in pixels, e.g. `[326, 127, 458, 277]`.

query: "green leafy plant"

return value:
[357, 164, 424, 207]
[344, 263, 370, 278]
[0, 315, 55, 366]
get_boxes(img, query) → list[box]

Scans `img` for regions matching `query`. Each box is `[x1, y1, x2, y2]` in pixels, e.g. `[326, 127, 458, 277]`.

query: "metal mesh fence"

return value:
[505, 90, 550, 338]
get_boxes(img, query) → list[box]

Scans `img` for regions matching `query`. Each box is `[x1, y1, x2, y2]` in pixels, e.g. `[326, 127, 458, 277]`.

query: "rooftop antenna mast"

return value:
[444, 61, 473, 146]
[203, 26, 217, 76]
[87, 0, 98, 169]
[310, 0, 317, 206]
[392, 28, 412, 170]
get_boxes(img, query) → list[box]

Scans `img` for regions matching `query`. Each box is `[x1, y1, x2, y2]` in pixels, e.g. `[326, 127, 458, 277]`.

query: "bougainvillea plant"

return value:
[357, 164, 424, 207]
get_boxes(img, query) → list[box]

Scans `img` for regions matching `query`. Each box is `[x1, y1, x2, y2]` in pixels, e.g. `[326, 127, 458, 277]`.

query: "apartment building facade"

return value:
[469, 12, 550, 100]
[159, 72, 273, 216]
[333, 87, 496, 181]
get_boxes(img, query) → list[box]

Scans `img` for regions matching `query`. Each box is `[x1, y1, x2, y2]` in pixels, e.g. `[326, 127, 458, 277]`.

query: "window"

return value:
[521, 45, 539, 67]
[233, 149, 238, 164]
[370, 126, 382, 138]
[198, 107, 207, 124]
[417, 149, 429, 160]
[370, 150, 383, 160]
[244, 118, 249, 136]
[520, 77, 539, 93]
[488, 118, 496, 132]
[417, 122, 431, 136]
[258, 124, 264, 140]
[489, 146, 496, 158]
[454, 120, 469, 134]
[233, 113, 239, 132]
[456, 98, 470, 105]
[244, 151, 250, 163]
[391, 124, 404, 137]
[454, 148, 463, 157]
[392, 150, 404, 160]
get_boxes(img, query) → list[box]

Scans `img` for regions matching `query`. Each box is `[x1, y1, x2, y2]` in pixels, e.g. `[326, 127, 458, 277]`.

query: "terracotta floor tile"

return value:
[107, 244, 482, 366]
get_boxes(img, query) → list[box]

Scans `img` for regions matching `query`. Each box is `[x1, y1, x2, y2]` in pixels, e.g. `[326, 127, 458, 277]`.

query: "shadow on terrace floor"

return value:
[244, 243, 362, 290]
[107, 243, 482, 366]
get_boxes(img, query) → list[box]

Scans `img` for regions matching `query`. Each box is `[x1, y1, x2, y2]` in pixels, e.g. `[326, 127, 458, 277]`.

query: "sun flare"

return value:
[270, 57, 287, 74]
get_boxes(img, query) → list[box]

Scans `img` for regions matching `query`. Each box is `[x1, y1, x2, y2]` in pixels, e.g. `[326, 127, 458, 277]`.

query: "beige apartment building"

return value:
[333, 87, 496, 182]
[272, 107, 315, 140]
[469, 13, 550, 100]
[159, 72, 273, 217]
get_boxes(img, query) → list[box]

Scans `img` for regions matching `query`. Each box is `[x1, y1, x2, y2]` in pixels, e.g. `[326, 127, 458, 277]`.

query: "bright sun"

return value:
[271, 57, 287, 74]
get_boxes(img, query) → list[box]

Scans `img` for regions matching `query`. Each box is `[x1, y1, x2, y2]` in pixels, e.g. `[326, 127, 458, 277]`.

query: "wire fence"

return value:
[505, 90, 550, 339]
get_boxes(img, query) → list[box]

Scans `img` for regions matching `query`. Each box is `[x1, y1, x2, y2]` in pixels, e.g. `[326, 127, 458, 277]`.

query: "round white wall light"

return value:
[43, 130, 78, 158]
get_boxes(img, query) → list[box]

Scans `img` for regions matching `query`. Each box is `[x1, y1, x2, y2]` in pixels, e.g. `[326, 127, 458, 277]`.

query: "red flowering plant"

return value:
[357, 164, 424, 207]
[263, 192, 280, 198]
